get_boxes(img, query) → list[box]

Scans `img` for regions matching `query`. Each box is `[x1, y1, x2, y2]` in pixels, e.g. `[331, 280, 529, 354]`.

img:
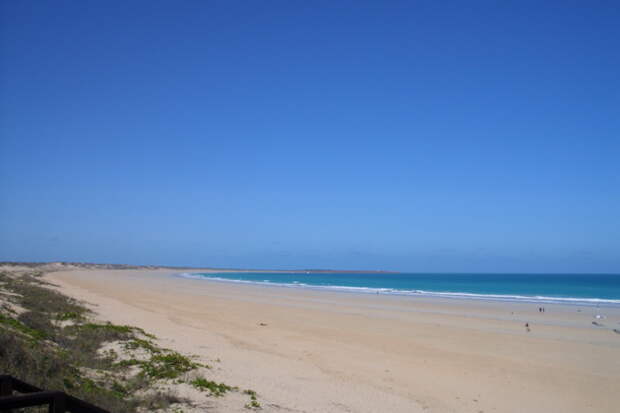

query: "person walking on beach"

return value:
[525, 322, 530, 332]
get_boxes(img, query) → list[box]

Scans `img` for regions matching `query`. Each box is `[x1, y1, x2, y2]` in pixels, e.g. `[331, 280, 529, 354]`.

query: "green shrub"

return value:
[0, 312, 48, 340]
[18, 311, 56, 338]
[190, 377, 233, 396]
[124, 338, 161, 353]
[57, 311, 85, 321]
[141, 352, 199, 379]
[0, 329, 137, 413]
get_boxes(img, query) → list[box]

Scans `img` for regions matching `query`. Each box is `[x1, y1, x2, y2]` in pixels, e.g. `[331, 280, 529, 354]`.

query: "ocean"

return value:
[177, 271, 620, 306]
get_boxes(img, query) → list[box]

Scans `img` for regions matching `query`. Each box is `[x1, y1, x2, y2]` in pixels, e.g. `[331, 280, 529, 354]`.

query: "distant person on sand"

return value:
[525, 322, 530, 332]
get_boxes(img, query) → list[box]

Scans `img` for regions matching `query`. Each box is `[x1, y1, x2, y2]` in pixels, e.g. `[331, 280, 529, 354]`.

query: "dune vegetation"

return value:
[0, 268, 260, 412]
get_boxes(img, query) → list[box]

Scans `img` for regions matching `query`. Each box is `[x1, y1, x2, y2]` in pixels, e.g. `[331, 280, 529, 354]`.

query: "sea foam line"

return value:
[174, 272, 620, 307]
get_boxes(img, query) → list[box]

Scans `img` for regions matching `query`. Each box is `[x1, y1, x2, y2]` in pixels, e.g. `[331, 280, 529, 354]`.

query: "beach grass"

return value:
[0, 269, 255, 412]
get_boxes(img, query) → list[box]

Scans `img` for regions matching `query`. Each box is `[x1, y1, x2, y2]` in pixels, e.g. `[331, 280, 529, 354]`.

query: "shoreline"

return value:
[175, 271, 620, 307]
[44, 268, 620, 413]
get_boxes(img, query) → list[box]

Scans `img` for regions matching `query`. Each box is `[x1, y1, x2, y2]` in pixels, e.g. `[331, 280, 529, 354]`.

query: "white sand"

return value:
[45, 269, 620, 413]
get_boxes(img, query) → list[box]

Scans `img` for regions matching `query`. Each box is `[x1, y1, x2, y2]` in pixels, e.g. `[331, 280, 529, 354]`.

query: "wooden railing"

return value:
[0, 375, 110, 413]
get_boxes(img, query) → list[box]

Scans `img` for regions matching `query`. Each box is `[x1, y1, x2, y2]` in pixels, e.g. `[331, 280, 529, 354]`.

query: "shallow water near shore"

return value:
[178, 271, 620, 306]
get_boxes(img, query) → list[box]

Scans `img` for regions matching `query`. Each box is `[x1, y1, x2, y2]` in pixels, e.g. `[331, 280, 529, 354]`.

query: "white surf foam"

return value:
[174, 273, 620, 307]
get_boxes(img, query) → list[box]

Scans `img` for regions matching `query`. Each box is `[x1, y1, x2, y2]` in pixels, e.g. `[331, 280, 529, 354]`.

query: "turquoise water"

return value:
[178, 272, 620, 306]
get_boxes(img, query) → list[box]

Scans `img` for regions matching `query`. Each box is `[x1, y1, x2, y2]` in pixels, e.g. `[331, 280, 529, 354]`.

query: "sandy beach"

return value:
[44, 268, 620, 413]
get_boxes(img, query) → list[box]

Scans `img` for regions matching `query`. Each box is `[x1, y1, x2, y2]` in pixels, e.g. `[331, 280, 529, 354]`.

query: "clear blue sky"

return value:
[1, 1, 618, 272]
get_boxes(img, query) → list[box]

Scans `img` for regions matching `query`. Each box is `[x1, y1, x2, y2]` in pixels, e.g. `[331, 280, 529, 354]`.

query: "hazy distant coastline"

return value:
[0, 261, 397, 274]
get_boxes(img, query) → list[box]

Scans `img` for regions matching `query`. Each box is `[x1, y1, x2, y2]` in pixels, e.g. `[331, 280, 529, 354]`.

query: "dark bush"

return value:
[17, 311, 56, 338]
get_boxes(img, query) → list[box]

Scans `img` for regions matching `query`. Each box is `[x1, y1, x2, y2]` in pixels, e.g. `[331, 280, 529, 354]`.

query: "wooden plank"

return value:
[0, 377, 110, 413]
[0, 390, 58, 409]
[2, 375, 42, 393]
[50, 391, 66, 413]
[0, 375, 12, 396]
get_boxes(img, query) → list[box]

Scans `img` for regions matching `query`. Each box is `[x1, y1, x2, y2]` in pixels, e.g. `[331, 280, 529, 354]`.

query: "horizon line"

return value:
[1, 261, 619, 275]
